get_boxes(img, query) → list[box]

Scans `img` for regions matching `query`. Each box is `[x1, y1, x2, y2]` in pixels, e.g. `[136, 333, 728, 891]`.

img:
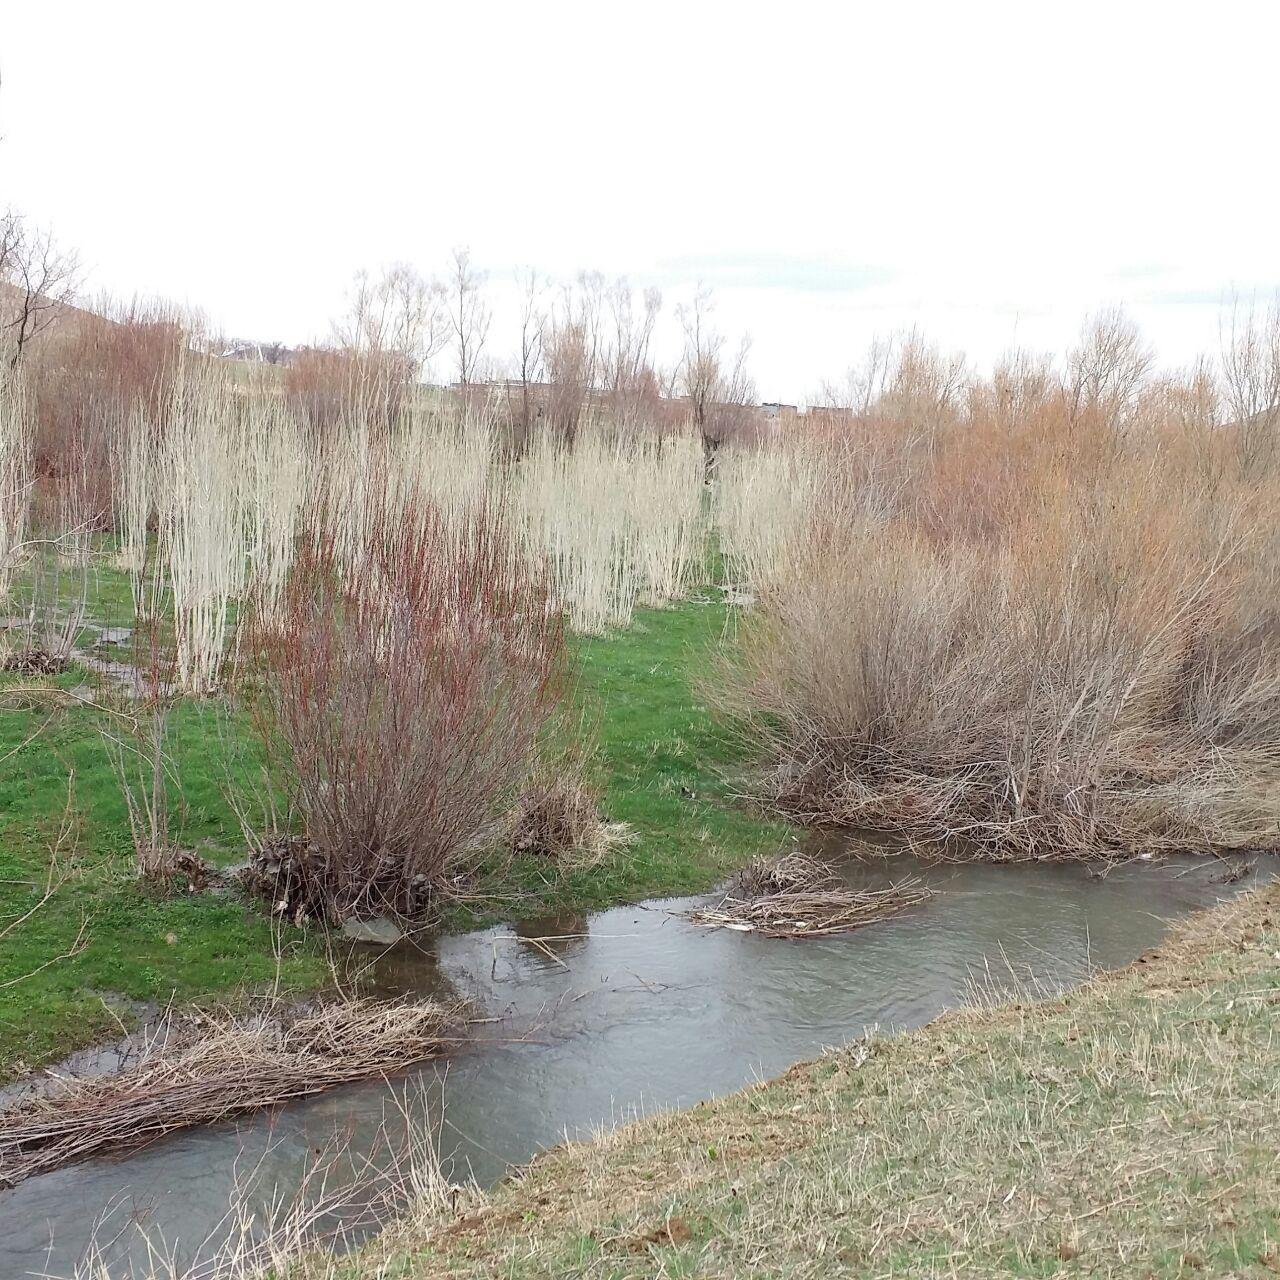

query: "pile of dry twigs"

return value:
[1, 646, 68, 676]
[685, 851, 932, 940]
[0, 997, 465, 1188]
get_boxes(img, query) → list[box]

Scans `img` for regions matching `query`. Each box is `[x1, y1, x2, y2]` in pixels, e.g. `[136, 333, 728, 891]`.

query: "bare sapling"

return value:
[100, 559, 197, 888]
[6, 512, 89, 676]
[115, 404, 153, 605]
[1221, 296, 1280, 470]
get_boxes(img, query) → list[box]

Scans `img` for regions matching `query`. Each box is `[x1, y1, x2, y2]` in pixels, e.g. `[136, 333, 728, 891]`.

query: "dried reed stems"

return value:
[713, 438, 819, 595]
[0, 355, 32, 606]
[0, 998, 464, 1188]
[686, 851, 930, 938]
[156, 358, 246, 692]
[514, 428, 641, 633]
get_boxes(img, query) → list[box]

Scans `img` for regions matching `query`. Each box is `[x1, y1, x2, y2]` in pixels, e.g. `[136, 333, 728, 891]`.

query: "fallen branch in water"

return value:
[0, 997, 466, 1188]
[685, 852, 932, 939]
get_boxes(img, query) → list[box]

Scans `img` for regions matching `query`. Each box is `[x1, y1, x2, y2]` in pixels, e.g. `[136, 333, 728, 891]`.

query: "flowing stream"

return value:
[0, 849, 1270, 1278]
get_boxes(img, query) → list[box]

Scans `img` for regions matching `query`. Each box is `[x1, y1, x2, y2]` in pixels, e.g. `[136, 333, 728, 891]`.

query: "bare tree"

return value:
[1221, 296, 1280, 467]
[543, 273, 607, 444]
[514, 267, 546, 446]
[979, 348, 1056, 430]
[258, 341, 294, 367]
[1128, 358, 1220, 444]
[818, 336, 897, 415]
[333, 263, 447, 377]
[447, 247, 491, 387]
[677, 286, 721, 457]
[677, 287, 757, 470]
[0, 211, 80, 368]
[604, 280, 663, 428]
[820, 332, 966, 444]
[887, 333, 967, 438]
[1067, 308, 1153, 424]
[525, 274, 666, 443]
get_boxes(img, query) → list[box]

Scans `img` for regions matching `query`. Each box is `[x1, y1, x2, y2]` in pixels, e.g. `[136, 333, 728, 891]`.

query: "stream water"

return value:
[1, 850, 1270, 1279]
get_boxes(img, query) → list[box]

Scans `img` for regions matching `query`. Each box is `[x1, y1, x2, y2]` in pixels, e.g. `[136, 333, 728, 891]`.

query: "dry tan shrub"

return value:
[720, 364, 1280, 859]
[508, 718, 628, 870]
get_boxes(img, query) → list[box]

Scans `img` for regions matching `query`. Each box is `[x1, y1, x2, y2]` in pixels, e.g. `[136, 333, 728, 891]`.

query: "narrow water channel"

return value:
[1, 851, 1270, 1279]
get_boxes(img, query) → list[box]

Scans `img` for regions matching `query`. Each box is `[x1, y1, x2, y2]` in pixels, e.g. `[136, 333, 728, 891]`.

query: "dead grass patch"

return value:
[509, 774, 630, 870]
[1, 645, 69, 676]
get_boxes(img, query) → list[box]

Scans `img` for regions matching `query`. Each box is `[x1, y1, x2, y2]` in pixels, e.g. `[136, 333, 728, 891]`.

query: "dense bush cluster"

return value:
[717, 315, 1280, 858]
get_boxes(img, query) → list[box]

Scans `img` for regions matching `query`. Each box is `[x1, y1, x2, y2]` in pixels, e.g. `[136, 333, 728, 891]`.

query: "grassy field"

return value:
[357, 883, 1280, 1279]
[0, 567, 789, 1079]
[452, 592, 788, 928]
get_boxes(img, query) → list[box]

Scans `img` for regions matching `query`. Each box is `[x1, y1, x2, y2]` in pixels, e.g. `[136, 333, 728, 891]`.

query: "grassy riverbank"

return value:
[359, 882, 1280, 1279]
[451, 593, 788, 928]
[0, 575, 787, 1078]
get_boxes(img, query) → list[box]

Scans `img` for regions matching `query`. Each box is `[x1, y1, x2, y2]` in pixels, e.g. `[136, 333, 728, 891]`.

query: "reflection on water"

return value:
[1, 851, 1270, 1278]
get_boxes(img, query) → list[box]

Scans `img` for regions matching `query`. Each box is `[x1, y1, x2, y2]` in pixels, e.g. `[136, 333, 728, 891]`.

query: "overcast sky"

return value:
[3, 1, 1278, 401]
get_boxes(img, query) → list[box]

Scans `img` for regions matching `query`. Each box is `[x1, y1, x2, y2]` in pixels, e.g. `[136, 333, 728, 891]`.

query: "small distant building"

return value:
[801, 404, 850, 423]
[760, 401, 798, 421]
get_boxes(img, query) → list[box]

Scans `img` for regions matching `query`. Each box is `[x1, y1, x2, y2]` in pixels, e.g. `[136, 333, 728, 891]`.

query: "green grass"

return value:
[0, 693, 325, 1076]
[452, 596, 790, 927]
[0, 567, 788, 1078]
[354, 884, 1280, 1279]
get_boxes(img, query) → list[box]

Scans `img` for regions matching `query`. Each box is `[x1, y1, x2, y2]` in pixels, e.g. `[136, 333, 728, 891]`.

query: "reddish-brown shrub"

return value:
[719, 353, 1280, 860]
[247, 503, 566, 920]
[283, 348, 409, 438]
[25, 300, 184, 523]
